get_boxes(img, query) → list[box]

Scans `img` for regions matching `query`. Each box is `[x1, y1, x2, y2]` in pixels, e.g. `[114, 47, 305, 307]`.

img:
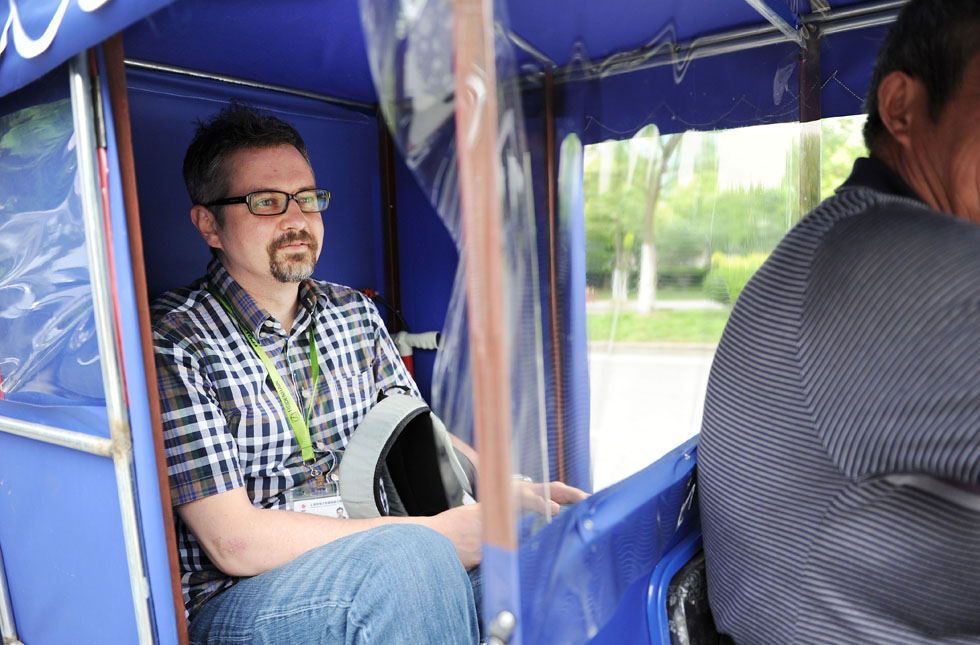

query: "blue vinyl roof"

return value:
[1, 0, 899, 130]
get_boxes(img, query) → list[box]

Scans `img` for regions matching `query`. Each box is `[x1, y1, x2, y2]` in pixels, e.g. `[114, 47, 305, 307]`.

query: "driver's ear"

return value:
[191, 205, 222, 251]
[877, 70, 927, 151]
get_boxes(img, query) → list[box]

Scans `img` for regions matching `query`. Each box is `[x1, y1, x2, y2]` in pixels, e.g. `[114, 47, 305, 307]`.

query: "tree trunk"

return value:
[636, 242, 657, 312]
[635, 134, 682, 314]
[612, 225, 628, 303]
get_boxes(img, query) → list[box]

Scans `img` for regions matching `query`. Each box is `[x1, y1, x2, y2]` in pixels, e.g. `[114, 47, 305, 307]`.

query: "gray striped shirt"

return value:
[700, 157, 980, 644]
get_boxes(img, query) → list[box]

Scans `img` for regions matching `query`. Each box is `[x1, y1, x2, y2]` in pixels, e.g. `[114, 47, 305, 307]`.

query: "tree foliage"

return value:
[583, 116, 867, 297]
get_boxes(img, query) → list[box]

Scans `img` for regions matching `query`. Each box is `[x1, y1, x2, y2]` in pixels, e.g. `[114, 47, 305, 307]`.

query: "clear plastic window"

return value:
[585, 115, 867, 489]
[0, 66, 105, 405]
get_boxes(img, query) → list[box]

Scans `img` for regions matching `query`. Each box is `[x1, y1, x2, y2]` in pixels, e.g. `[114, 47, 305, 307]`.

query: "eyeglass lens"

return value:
[248, 189, 330, 215]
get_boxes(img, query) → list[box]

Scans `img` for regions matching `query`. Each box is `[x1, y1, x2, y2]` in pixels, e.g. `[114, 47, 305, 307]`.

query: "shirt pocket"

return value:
[314, 365, 377, 450]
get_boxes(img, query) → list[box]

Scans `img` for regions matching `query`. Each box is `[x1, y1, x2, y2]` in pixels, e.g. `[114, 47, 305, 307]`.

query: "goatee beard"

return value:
[268, 230, 319, 283]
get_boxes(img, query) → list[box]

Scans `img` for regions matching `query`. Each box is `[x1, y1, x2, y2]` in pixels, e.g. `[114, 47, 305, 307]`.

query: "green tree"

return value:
[583, 116, 866, 301]
[820, 115, 867, 199]
[584, 137, 648, 300]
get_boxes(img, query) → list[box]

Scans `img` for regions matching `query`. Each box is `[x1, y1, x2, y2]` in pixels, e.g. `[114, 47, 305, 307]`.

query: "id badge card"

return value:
[286, 475, 349, 519]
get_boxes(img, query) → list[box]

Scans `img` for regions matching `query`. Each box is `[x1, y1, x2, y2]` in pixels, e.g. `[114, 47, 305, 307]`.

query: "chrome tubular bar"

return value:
[0, 417, 113, 456]
[743, 0, 806, 48]
[503, 26, 557, 69]
[816, 8, 904, 36]
[0, 542, 24, 645]
[125, 58, 375, 111]
[552, 0, 906, 85]
[805, 0, 907, 27]
[69, 53, 155, 645]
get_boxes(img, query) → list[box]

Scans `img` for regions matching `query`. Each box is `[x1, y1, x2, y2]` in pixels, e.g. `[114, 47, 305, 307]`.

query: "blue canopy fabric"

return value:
[4, 0, 892, 128]
[0, 0, 174, 97]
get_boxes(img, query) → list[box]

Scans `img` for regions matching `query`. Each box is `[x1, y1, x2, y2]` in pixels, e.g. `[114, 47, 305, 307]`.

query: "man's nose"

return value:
[280, 198, 307, 228]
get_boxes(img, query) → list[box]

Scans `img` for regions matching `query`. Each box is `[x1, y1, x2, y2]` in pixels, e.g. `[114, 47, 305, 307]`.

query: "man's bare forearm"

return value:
[178, 487, 428, 577]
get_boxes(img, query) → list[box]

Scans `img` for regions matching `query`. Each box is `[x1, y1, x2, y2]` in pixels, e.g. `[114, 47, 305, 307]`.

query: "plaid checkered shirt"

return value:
[151, 258, 420, 619]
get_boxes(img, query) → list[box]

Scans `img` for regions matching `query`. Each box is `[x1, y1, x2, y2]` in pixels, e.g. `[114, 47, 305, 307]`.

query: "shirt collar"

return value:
[206, 258, 326, 334]
[298, 278, 328, 315]
[836, 156, 925, 204]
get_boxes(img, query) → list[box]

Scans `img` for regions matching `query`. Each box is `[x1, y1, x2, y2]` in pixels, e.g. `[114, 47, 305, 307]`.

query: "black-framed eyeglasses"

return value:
[204, 189, 331, 216]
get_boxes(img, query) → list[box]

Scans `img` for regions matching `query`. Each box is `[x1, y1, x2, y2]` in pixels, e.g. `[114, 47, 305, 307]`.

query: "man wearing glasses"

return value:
[151, 105, 481, 644]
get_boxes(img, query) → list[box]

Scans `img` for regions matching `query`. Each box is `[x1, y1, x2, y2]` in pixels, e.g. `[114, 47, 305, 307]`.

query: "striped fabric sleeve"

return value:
[804, 205, 980, 485]
[153, 326, 245, 506]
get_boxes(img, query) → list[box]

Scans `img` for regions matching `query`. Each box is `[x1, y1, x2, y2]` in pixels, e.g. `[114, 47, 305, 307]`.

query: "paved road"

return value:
[588, 345, 715, 491]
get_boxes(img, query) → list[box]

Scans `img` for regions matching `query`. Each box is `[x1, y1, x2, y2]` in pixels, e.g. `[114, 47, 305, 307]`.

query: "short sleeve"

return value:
[153, 325, 245, 505]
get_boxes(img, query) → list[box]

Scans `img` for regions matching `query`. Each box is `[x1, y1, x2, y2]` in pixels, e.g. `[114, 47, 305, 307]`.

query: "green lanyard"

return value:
[208, 285, 320, 464]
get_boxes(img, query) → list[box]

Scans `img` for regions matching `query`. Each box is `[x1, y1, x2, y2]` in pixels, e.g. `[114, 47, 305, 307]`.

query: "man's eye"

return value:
[299, 196, 314, 205]
[255, 198, 276, 208]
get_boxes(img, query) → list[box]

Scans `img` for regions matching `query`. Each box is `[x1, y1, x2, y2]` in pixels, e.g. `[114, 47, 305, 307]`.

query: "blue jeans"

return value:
[188, 524, 480, 644]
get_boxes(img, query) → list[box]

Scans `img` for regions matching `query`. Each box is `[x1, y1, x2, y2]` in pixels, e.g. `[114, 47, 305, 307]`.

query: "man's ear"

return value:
[190, 205, 222, 250]
[877, 70, 928, 150]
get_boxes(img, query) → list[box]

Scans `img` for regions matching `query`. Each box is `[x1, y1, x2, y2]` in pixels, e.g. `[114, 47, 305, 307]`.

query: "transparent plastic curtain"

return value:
[359, 1, 553, 638]
[584, 122, 802, 490]
[359, 0, 550, 486]
[0, 66, 105, 405]
[583, 115, 867, 490]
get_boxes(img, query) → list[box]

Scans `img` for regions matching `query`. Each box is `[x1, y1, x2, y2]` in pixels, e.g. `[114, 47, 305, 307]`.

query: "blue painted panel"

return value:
[519, 436, 699, 644]
[0, 432, 138, 644]
[0, 64, 105, 406]
[126, 69, 384, 302]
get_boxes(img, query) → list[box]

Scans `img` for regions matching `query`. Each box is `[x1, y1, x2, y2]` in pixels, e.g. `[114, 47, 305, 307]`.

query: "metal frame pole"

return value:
[0, 418, 114, 456]
[453, 0, 516, 553]
[0, 541, 23, 645]
[453, 0, 521, 639]
[543, 71, 567, 483]
[124, 59, 374, 112]
[798, 24, 823, 220]
[69, 53, 156, 645]
[743, 0, 806, 47]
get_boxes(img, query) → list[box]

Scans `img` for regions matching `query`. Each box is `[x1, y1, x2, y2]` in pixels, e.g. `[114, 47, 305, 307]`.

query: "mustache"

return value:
[271, 230, 317, 251]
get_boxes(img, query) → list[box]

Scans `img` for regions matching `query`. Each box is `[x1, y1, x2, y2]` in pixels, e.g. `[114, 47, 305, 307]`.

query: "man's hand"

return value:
[515, 480, 590, 515]
[424, 504, 483, 569]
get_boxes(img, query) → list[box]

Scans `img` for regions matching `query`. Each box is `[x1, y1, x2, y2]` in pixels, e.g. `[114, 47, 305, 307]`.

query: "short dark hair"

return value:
[863, 0, 980, 152]
[182, 103, 312, 220]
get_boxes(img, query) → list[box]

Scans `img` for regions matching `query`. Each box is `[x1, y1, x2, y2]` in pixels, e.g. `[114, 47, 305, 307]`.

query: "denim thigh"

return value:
[188, 524, 479, 645]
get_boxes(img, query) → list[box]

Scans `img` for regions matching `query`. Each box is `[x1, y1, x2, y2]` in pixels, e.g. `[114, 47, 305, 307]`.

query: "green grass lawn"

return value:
[653, 287, 711, 301]
[587, 309, 730, 344]
[589, 287, 709, 302]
